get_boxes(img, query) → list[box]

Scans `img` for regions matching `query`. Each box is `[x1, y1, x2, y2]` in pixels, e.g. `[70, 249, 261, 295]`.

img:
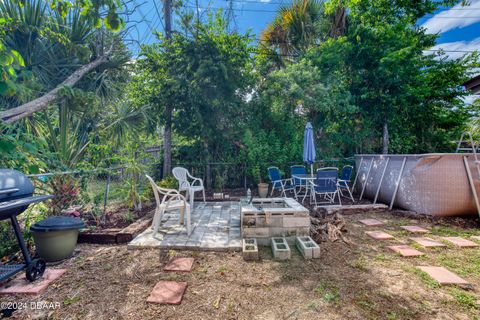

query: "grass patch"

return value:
[349, 255, 369, 271]
[447, 287, 479, 310]
[429, 225, 478, 238]
[374, 253, 391, 262]
[436, 251, 480, 277]
[314, 282, 340, 303]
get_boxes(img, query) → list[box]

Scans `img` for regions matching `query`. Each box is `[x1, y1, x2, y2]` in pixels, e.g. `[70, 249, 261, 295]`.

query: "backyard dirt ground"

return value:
[4, 209, 480, 320]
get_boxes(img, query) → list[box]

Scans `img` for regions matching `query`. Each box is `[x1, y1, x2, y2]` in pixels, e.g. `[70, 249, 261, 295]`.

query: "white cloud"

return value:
[425, 37, 480, 60]
[421, 0, 480, 34]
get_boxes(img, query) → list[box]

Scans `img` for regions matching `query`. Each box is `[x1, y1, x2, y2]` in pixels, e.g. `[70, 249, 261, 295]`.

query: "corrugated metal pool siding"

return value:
[354, 154, 480, 217]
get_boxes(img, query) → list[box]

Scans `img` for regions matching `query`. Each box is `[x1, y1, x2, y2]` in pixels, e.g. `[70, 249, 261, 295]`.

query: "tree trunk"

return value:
[0, 53, 111, 123]
[382, 121, 389, 154]
[163, 106, 173, 178]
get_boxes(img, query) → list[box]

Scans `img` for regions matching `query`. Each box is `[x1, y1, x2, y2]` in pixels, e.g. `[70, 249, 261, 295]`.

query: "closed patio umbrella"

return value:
[303, 122, 316, 177]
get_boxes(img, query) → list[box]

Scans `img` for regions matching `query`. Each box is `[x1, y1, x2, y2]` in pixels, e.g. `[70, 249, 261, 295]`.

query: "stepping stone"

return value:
[359, 219, 384, 227]
[0, 269, 66, 296]
[417, 266, 469, 285]
[164, 257, 195, 272]
[470, 236, 480, 241]
[147, 281, 188, 305]
[400, 225, 429, 233]
[387, 245, 425, 257]
[441, 237, 478, 248]
[410, 237, 446, 248]
[365, 231, 394, 240]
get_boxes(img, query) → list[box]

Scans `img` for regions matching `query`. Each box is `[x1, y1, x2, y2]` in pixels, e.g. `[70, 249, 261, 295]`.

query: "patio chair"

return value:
[172, 167, 206, 208]
[146, 175, 191, 236]
[338, 165, 355, 202]
[268, 166, 296, 197]
[310, 169, 342, 206]
[290, 165, 307, 197]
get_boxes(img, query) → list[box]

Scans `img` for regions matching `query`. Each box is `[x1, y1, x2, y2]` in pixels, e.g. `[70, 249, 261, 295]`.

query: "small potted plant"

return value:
[253, 166, 269, 198]
[30, 175, 84, 262]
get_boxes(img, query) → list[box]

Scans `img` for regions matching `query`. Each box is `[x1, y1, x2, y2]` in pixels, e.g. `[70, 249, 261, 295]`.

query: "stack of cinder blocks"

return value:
[295, 236, 320, 259]
[271, 237, 291, 260]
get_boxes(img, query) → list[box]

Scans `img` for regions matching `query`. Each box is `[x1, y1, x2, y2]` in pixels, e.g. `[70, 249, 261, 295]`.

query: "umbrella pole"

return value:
[310, 163, 314, 177]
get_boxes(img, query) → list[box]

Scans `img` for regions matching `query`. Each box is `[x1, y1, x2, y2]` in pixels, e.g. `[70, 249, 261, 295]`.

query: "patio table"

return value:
[292, 174, 316, 203]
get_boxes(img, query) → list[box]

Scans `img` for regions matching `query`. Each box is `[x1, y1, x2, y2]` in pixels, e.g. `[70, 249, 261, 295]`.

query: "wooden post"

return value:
[463, 156, 480, 218]
[374, 157, 389, 204]
[351, 156, 363, 194]
[359, 157, 374, 200]
[389, 157, 407, 210]
[103, 172, 111, 224]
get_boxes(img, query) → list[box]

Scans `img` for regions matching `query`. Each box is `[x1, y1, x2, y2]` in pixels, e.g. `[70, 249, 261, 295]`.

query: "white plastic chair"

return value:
[172, 167, 206, 208]
[146, 175, 191, 236]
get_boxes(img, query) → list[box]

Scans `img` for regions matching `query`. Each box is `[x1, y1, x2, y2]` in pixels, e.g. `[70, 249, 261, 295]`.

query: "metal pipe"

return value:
[374, 157, 390, 204]
[359, 158, 374, 200]
[10, 215, 32, 265]
[463, 156, 480, 218]
[351, 156, 363, 194]
[389, 157, 407, 210]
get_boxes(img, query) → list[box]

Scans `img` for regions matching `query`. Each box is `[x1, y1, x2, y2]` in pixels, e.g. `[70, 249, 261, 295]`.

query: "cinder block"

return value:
[295, 236, 320, 259]
[242, 238, 259, 261]
[283, 217, 310, 228]
[242, 227, 270, 238]
[271, 237, 291, 260]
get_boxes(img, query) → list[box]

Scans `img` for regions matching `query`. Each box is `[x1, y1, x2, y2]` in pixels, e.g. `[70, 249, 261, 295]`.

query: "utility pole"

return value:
[162, 0, 173, 178]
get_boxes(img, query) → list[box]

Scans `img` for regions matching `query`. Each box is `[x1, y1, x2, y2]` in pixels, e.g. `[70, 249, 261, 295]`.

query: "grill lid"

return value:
[0, 169, 34, 201]
[30, 216, 84, 232]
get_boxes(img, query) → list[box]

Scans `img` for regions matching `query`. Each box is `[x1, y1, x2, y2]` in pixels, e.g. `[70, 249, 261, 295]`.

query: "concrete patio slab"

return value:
[128, 202, 242, 251]
[0, 269, 66, 296]
[441, 237, 479, 248]
[365, 231, 394, 240]
[387, 245, 425, 257]
[409, 237, 447, 248]
[359, 219, 384, 227]
[164, 257, 194, 272]
[400, 226, 429, 233]
[417, 266, 469, 285]
[146, 281, 187, 305]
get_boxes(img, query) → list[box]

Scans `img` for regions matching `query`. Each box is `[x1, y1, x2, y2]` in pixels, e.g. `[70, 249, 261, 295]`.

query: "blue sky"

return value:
[125, 0, 480, 59]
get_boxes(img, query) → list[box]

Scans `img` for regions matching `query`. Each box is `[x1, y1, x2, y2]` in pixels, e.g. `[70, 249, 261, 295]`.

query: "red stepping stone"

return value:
[387, 245, 425, 257]
[400, 226, 429, 233]
[359, 219, 384, 227]
[417, 266, 469, 285]
[164, 257, 195, 272]
[0, 269, 66, 296]
[470, 236, 480, 241]
[410, 237, 446, 248]
[442, 237, 479, 248]
[147, 281, 187, 305]
[365, 231, 394, 240]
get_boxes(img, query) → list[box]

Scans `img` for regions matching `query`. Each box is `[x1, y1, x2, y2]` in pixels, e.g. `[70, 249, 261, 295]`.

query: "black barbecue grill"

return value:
[0, 169, 53, 282]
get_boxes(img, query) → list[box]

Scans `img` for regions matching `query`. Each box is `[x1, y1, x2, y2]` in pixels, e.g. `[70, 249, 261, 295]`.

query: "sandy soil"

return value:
[3, 209, 480, 320]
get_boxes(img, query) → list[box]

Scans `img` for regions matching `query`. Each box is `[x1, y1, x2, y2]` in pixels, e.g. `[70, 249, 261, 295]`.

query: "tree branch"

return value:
[1, 51, 112, 123]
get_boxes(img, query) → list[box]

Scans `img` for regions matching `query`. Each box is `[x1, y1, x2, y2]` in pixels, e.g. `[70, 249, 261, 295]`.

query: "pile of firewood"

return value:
[310, 209, 351, 244]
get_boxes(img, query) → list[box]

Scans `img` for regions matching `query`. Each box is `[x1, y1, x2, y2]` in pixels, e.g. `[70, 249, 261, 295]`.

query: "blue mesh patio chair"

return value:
[268, 167, 296, 197]
[310, 169, 341, 206]
[338, 165, 355, 202]
[290, 165, 307, 198]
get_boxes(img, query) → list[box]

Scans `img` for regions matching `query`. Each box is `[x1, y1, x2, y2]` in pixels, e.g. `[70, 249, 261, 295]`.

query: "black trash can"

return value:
[31, 216, 84, 262]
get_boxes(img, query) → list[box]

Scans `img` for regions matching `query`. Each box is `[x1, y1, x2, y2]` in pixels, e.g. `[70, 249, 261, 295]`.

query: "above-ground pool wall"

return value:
[354, 154, 480, 217]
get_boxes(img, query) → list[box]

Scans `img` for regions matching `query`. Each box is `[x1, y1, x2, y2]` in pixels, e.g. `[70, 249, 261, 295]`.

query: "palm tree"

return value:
[259, 0, 347, 66]
[260, 0, 326, 57]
